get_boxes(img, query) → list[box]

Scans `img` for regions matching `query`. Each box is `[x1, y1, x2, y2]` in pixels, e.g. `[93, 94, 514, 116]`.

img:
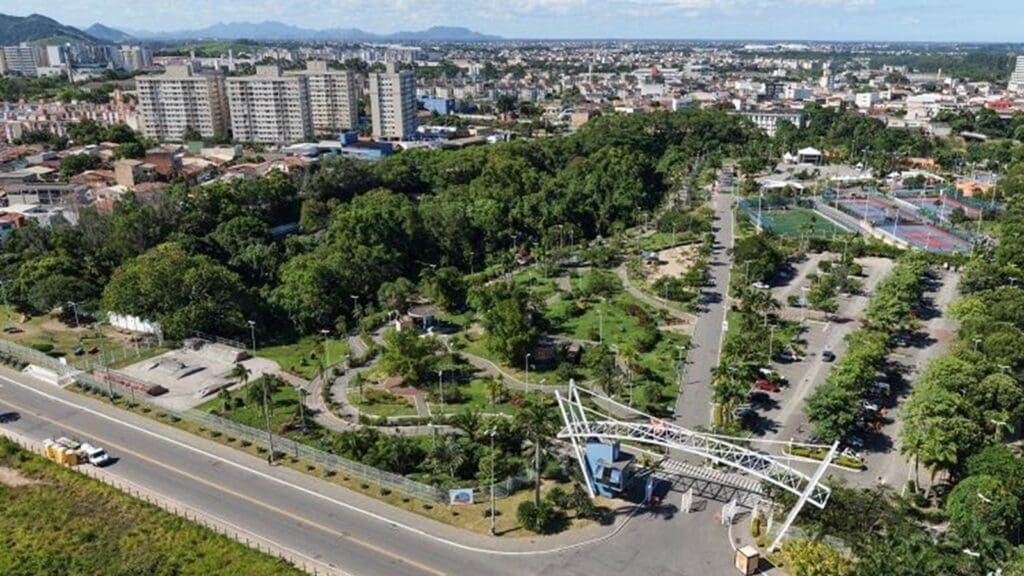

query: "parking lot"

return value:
[748, 255, 896, 448]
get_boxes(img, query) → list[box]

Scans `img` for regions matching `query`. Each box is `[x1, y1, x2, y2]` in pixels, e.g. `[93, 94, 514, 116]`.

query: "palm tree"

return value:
[451, 409, 481, 442]
[430, 435, 466, 479]
[230, 363, 251, 389]
[484, 378, 507, 406]
[217, 387, 233, 413]
[514, 397, 558, 507]
[246, 374, 281, 463]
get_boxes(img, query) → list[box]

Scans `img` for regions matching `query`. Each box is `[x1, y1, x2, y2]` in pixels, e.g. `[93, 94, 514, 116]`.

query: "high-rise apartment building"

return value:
[226, 65, 312, 144]
[1010, 55, 1024, 93]
[136, 64, 229, 142]
[290, 61, 359, 136]
[119, 45, 153, 72]
[2, 44, 44, 76]
[369, 63, 417, 141]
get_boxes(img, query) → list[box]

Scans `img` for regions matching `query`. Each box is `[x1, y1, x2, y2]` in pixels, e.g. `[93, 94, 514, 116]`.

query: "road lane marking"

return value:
[0, 372, 637, 557]
[0, 393, 442, 576]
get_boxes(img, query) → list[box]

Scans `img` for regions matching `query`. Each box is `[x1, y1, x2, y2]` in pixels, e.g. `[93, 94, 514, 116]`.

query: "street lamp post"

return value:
[438, 369, 445, 413]
[247, 320, 256, 357]
[320, 329, 331, 368]
[768, 324, 776, 364]
[66, 301, 81, 330]
[525, 353, 531, 393]
[489, 427, 497, 536]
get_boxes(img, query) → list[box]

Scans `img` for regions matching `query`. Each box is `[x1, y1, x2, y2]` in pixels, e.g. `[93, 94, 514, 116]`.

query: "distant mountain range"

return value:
[84, 23, 134, 43]
[0, 13, 97, 45]
[0, 12, 501, 45]
[126, 21, 502, 42]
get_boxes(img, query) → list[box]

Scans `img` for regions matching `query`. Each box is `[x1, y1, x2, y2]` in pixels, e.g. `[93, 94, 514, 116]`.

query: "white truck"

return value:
[44, 437, 112, 467]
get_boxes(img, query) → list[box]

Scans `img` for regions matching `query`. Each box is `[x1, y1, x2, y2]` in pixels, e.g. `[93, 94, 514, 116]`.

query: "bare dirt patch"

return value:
[0, 465, 42, 487]
[647, 244, 700, 282]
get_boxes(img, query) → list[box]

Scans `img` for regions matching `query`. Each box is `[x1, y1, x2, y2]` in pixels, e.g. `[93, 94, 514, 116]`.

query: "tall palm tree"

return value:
[217, 387, 232, 413]
[430, 435, 466, 479]
[246, 374, 281, 463]
[514, 397, 558, 507]
[451, 409, 481, 442]
[230, 363, 251, 389]
[484, 378, 507, 406]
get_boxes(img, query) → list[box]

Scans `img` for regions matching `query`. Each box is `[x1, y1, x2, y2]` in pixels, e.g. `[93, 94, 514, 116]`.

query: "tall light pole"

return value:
[350, 295, 360, 328]
[438, 369, 445, 413]
[525, 353, 532, 394]
[489, 427, 497, 536]
[320, 329, 331, 368]
[66, 301, 81, 330]
[0, 280, 9, 328]
[768, 324, 776, 364]
[247, 320, 256, 357]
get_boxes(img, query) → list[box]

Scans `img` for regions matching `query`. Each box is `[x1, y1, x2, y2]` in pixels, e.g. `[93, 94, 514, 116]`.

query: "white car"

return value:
[80, 443, 112, 467]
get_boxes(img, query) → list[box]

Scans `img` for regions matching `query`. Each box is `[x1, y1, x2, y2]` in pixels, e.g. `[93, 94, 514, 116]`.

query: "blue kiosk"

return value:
[584, 439, 635, 498]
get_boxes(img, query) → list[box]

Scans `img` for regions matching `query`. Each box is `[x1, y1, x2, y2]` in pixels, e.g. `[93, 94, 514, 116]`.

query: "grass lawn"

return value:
[0, 306, 165, 369]
[512, 268, 561, 301]
[197, 382, 303, 431]
[638, 231, 701, 252]
[257, 336, 349, 380]
[350, 388, 418, 417]
[0, 437, 304, 576]
[757, 208, 850, 238]
[429, 378, 521, 415]
[553, 294, 660, 351]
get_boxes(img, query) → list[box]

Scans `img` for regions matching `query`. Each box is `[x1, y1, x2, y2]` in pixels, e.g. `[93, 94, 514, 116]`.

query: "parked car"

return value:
[733, 405, 756, 420]
[748, 391, 771, 405]
[821, 347, 835, 362]
[871, 382, 891, 397]
[753, 379, 781, 393]
[861, 400, 880, 412]
[844, 435, 865, 449]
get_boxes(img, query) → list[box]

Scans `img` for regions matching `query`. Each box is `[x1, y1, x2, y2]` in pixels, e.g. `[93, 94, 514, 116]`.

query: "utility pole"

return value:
[489, 427, 497, 535]
[438, 369, 445, 413]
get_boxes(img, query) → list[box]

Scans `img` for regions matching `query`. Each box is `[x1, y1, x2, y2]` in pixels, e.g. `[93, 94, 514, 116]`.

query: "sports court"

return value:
[900, 196, 983, 220]
[758, 208, 850, 237]
[890, 224, 972, 253]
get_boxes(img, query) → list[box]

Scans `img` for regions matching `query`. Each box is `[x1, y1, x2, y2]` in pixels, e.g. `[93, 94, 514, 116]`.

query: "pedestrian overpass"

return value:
[555, 382, 839, 551]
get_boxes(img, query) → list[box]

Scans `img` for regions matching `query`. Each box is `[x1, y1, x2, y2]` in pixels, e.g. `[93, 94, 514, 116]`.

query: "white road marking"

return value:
[0, 373, 635, 557]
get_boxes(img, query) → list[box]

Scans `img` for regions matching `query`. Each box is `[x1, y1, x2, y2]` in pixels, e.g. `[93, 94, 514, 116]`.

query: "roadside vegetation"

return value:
[0, 437, 305, 576]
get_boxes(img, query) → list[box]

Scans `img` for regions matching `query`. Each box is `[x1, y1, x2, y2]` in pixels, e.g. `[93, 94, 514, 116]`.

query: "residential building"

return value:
[289, 61, 359, 136]
[1010, 55, 1024, 93]
[2, 44, 44, 76]
[369, 63, 418, 141]
[226, 65, 312, 144]
[855, 92, 880, 109]
[119, 45, 153, 72]
[737, 110, 806, 136]
[136, 64, 229, 142]
[420, 96, 456, 116]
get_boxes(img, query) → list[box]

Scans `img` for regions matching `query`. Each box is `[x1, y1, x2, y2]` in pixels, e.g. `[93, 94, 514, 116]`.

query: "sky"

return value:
[1, 0, 1021, 42]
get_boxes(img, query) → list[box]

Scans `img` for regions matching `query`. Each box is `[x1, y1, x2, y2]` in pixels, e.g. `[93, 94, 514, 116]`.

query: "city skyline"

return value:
[3, 0, 1023, 43]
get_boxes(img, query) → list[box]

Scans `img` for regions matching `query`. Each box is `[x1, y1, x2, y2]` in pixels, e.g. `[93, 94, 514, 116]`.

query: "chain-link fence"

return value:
[0, 339, 75, 375]
[4, 337, 535, 504]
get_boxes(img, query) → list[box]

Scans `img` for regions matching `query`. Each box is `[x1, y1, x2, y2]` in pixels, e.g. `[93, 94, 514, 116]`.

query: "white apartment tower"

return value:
[291, 61, 359, 136]
[2, 44, 44, 76]
[136, 64, 229, 142]
[369, 62, 417, 141]
[119, 45, 153, 72]
[226, 65, 312, 144]
[1010, 55, 1024, 93]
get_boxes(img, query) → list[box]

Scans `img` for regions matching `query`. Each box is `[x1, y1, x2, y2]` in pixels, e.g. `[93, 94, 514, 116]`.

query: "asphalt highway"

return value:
[0, 369, 739, 576]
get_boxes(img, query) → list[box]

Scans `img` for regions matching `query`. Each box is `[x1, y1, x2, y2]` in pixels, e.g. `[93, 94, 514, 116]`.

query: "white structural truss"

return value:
[555, 381, 839, 551]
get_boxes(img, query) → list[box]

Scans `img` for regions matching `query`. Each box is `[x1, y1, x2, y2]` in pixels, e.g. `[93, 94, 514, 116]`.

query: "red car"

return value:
[753, 379, 781, 393]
